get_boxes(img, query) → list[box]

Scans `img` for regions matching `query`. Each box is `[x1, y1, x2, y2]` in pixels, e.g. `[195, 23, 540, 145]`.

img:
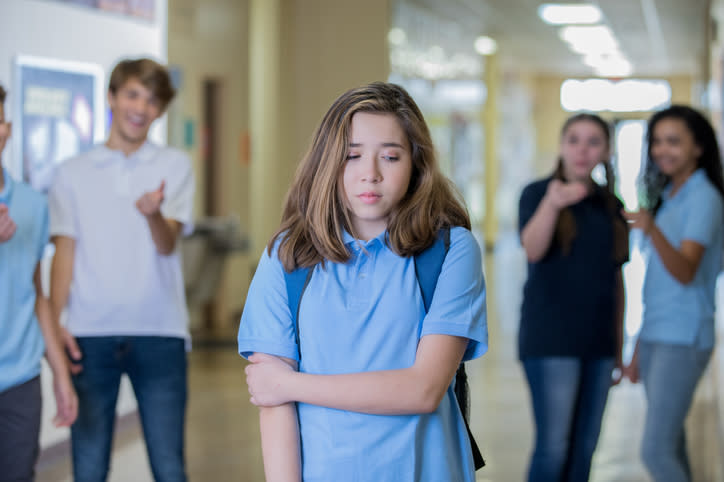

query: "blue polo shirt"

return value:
[641, 169, 724, 349]
[238, 227, 487, 482]
[0, 169, 48, 393]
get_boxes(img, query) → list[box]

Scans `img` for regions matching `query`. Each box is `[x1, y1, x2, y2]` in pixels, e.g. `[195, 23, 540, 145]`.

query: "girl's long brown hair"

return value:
[269, 82, 471, 272]
[554, 114, 628, 263]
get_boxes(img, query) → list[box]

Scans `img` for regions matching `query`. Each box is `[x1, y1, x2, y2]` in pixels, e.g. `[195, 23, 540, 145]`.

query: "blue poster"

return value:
[13, 56, 104, 192]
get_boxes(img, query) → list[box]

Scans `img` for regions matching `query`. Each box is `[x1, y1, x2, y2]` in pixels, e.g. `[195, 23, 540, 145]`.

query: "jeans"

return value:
[522, 357, 615, 482]
[71, 336, 187, 482]
[638, 341, 712, 482]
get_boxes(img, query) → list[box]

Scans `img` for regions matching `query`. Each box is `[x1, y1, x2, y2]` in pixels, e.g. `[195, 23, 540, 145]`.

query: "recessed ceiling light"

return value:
[388, 27, 407, 46]
[538, 4, 602, 25]
[474, 36, 497, 55]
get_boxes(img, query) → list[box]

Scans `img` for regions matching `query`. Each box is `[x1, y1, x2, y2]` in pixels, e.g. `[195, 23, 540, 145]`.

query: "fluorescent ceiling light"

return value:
[474, 36, 498, 55]
[559, 25, 618, 55]
[593, 58, 633, 77]
[538, 4, 602, 25]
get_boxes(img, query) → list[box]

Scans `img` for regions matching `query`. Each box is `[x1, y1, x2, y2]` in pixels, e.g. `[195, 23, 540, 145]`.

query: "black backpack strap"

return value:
[457, 364, 485, 469]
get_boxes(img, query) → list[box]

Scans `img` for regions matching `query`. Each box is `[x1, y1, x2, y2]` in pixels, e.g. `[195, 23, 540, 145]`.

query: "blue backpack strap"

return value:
[414, 228, 451, 312]
[284, 266, 314, 349]
[415, 227, 485, 470]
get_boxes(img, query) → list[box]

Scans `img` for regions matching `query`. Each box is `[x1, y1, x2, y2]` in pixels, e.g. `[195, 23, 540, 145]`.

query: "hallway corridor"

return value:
[36, 232, 723, 481]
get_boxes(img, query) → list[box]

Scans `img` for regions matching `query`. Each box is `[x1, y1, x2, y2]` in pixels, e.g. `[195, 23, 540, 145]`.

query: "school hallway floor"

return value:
[36, 232, 724, 481]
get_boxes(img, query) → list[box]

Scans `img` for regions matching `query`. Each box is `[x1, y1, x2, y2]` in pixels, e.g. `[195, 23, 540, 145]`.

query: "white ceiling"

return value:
[399, 0, 710, 77]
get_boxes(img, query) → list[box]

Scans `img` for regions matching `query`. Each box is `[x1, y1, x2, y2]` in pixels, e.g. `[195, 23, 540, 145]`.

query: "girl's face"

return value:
[341, 112, 412, 241]
[559, 120, 609, 183]
[650, 117, 701, 181]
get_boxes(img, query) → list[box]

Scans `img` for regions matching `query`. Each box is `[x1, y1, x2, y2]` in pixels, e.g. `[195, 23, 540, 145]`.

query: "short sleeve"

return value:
[237, 244, 300, 361]
[681, 187, 723, 247]
[161, 152, 195, 236]
[518, 180, 547, 234]
[47, 166, 77, 239]
[420, 227, 488, 361]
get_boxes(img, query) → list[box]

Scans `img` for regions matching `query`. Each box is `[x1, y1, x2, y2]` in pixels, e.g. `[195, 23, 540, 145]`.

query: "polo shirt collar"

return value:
[663, 168, 705, 201]
[0, 168, 15, 204]
[343, 229, 388, 250]
[93, 141, 159, 166]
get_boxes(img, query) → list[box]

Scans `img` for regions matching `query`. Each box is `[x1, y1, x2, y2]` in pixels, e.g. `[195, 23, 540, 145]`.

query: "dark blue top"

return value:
[517, 177, 627, 359]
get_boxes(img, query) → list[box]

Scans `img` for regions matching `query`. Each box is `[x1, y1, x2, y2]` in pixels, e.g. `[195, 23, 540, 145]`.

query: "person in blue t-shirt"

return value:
[624, 105, 724, 482]
[237, 82, 488, 482]
[518, 113, 629, 482]
[0, 84, 77, 481]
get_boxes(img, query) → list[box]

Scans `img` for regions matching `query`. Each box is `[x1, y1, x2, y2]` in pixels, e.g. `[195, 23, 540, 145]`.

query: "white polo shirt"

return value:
[48, 142, 195, 343]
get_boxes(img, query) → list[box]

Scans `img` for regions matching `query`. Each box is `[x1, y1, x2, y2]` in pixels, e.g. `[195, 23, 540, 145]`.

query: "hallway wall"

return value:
[0, 0, 169, 449]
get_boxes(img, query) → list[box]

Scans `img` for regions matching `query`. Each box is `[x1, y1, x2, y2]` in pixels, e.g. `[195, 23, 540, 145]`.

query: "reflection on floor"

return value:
[36, 233, 722, 481]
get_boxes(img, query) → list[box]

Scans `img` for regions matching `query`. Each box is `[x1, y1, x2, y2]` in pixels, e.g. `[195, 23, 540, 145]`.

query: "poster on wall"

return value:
[13, 55, 105, 192]
[40, 0, 156, 21]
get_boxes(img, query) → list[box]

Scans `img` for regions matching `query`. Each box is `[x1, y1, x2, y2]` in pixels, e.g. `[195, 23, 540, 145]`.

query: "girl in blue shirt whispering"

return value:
[624, 105, 724, 482]
[237, 82, 488, 482]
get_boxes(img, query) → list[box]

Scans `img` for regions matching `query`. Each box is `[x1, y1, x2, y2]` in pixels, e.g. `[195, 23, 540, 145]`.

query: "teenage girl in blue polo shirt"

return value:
[237, 82, 488, 482]
[624, 105, 724, 482]
[518, 113, 629, 482]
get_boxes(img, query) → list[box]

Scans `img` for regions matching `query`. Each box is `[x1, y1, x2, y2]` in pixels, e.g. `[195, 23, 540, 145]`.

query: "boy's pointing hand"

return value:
[135, 180, 165, 217]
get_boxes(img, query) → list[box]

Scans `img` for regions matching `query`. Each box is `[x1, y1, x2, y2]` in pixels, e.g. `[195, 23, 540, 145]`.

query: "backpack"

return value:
[284, 228, 485, 470]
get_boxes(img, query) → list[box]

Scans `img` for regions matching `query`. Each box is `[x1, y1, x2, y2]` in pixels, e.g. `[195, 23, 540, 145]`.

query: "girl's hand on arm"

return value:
[246, 353, 295, 406]
[521, 180, 588, 262]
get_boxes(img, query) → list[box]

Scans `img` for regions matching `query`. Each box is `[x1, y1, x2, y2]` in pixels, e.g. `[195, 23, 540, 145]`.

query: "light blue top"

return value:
[641, 169, 724, 348]
[238, 226, 488, 482]
[0, 169, 48, 393]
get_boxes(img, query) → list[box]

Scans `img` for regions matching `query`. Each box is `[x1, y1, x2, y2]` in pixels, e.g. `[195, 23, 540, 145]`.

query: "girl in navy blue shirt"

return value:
[518, 113, 629, 482]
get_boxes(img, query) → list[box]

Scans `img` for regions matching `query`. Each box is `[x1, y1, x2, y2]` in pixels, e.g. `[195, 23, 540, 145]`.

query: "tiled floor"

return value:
[36, 234, 722, 481]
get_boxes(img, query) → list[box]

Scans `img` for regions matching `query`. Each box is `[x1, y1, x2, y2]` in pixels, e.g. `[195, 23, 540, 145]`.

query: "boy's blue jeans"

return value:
[638, 341, 712, 482]
[71, 336, 187, 482]
[522, 357, 614, 482]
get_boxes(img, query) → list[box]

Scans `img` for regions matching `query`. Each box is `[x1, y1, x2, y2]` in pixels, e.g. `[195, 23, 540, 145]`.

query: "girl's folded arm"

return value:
[255, 356, 301, 482]
[247, 334, 467, 415]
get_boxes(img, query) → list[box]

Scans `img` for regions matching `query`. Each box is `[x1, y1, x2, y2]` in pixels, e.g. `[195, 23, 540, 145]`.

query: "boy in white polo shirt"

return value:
[48, 59, 195, 482]
[0, 84, 77, 481]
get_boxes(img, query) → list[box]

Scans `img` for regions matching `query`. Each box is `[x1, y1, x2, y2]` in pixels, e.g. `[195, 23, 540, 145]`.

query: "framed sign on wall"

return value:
[13, 55, 105, 192]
